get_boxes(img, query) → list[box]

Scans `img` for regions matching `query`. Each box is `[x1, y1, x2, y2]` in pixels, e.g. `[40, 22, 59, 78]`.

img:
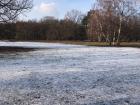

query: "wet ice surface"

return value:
[0, 41, 140, 105]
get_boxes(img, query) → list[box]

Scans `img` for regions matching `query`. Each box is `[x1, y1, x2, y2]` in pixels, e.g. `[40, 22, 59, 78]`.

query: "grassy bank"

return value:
[47, 41, 140, 48]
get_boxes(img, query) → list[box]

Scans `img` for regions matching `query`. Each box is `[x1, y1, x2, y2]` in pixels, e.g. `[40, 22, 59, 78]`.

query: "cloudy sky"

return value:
[21, 0, 93, 20]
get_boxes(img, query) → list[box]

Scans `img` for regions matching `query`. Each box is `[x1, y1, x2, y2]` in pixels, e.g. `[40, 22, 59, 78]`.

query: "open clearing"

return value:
[0, 41, 140, 105]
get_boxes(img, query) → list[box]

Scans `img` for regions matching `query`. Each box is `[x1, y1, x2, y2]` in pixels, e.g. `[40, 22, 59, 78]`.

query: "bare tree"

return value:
[87, 0, 138, 45]
[0, 0, 33, 23]
[87, 10, 105, 42]
[98, 0, 137, 45]
[64, 9, 84, 24]
[113, 0, 137, 45]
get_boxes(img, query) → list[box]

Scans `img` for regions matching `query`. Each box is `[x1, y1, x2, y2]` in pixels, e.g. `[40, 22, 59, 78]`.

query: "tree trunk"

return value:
[117, 16, 122, 46]
[113, 31, 116, 46]
[98, 34, 102, 42]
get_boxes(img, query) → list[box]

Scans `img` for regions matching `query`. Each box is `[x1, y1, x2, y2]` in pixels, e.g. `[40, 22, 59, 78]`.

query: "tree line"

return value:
[0, 10, 87, 41]
[0, 0, 140, 44]
[86, 0, 140, 45]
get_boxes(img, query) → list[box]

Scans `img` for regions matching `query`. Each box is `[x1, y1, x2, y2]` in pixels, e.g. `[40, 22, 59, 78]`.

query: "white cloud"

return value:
[34, 2, 56, 14]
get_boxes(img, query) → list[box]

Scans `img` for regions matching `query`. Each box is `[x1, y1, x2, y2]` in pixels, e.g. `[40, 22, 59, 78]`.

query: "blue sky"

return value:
[21, 0, 94, 20]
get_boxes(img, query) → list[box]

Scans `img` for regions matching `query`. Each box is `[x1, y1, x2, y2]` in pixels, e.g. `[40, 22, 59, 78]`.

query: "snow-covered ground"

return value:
[0, 41, 140, 105]
[0, 41, 82, 49]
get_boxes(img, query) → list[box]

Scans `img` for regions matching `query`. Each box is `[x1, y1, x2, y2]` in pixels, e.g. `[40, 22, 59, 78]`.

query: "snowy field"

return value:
[0, 41, 140, 105]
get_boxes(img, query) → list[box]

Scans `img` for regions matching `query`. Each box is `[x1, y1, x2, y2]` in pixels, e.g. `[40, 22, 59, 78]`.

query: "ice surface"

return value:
[0, 41, 82, 49]
[0, 41, 140, 105]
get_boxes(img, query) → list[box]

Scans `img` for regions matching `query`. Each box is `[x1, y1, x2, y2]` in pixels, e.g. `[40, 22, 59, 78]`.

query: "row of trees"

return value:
[0, 0, 140, 43]
[0, 10, 86, 41]
[87, 0, 140, 45]
[16, 17, 86, 40]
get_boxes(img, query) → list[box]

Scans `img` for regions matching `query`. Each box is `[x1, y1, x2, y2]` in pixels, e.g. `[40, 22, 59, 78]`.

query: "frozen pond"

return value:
[0, 41, 140, 105]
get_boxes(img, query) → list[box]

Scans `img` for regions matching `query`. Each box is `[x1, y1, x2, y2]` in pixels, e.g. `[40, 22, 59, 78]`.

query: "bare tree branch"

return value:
[0, 0, 33, 23]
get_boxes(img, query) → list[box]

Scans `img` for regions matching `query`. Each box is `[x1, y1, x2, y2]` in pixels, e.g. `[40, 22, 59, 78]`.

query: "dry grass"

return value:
[47, 41, 140, 48]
